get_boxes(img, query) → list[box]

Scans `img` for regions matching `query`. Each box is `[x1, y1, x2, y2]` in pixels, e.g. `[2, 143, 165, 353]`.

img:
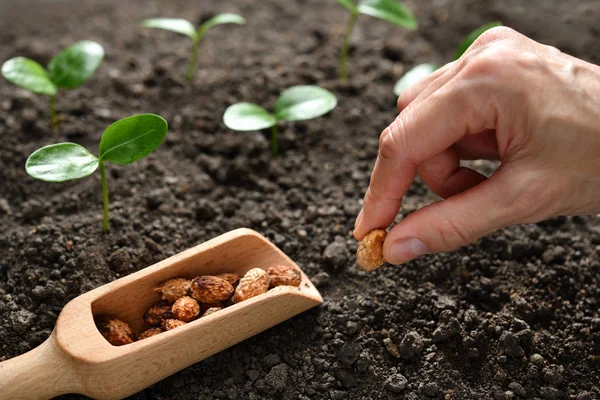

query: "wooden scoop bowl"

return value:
[0, 228, 323, 399]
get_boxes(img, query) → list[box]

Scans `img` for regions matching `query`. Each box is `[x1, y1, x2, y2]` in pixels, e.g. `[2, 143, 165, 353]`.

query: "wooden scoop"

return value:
[0, 228, 323, 400]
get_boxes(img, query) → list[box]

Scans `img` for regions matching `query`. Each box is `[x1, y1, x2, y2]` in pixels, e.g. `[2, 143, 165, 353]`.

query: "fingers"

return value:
[454, 130, 500, 160]
[354, 73, 498, 240]
[382, 169, 515, 264]
[397, 61, 456, 111]
[417, 147, 488, 199]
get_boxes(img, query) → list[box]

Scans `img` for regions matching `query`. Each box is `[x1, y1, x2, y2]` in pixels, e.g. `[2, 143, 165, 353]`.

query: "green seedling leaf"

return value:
[455, 21, 502, 60]
[48, 41, 104, 89]
[99, 114, 168, 165]
[274, 86, 337, 122]
[1, 57, 57, 96]
[198, 13, 246, 35]
[337, 0, 358, 12]
[357, 0, 418, 29]
[26, 143, 99, 182]
[223, 103, 277, 131]
[393, 63, 438, 96]
[141, 18, 198, 40]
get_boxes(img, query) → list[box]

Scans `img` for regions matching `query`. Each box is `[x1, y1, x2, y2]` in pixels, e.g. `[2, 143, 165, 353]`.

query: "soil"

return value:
[1, 0, 599, 399]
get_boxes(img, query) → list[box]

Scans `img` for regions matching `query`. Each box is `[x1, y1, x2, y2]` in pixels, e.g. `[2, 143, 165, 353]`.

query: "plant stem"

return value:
[48, 95, 58, 130]
[339, 10, 358, 83]
[99, 160, 110, 233]
[271, 124, 279, 156]
[186, 38, 201, 82]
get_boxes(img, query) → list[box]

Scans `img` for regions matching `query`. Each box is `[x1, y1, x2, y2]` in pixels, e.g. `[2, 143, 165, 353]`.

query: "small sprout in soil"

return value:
[223, 85, 337, 156]
[356, 229, 387, 271]
[1, 41, 104, 129]
[24, 113, 168, 233]
[394, 21, 502, 96]
[141, 14, 246, 81]
[337, 0, 417, 82]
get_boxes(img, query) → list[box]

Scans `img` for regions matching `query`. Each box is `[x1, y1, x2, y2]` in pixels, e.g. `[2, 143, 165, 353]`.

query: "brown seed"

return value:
[202, 307, 223, 317]
[217, 273, 241, 288]
[96, 316, 135, 346]
[200, 302, 224, 313]
[144, 301, 174, 327]
[191, 276, 234, 303]
[162, 319, 187, 331]
[267, 265, 302, 288]
[138, 327, 163, 340]
[232, 268, 270, 303]
[172, 296, 200, 322]
[153, 278, 191, 303]
[356, 229, 387, 271]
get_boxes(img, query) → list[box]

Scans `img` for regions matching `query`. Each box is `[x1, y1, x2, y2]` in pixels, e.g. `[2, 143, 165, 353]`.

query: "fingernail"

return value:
[354, 208, 364, 230]
[388, 238, 429, 264]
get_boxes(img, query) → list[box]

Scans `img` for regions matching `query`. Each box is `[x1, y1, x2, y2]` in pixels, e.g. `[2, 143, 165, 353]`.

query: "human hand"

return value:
[354, 27, 600, 265]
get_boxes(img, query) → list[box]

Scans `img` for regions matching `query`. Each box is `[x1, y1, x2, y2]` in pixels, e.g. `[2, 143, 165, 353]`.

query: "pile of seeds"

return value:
[96, 265, 302, 345]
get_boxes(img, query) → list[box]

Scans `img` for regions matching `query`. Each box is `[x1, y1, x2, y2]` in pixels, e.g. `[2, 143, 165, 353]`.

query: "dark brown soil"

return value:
[1, 0, 599, 399]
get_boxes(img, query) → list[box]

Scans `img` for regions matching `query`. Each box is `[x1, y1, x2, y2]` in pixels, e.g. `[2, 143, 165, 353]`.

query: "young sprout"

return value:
[223, 85, 337, 156]
[1, 41, 104, 129]
[141, 14, 246, 82]
[394, 21, 502, 96]
[25, 114, 168, 233]
[337, 0, 417, 82]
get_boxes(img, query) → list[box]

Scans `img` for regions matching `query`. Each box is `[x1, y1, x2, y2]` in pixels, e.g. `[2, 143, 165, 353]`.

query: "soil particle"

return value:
[322, 236, 349, 269]
[264, 363, 290, 390]
[9, 310, 36, 334]
[385, 373, 408, 393]
[399, 330, 424, 360]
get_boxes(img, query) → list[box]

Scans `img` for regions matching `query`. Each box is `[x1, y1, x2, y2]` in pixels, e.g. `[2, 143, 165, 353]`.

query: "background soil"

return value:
[1, 0, 599, 399]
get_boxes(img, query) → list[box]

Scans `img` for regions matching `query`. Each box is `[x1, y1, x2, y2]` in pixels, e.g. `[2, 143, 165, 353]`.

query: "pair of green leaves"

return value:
[141, 13, 246, 43]
[223, 86, 337, 131]
[337, 0, 417, 29]
[1, 41, 104, 96]
[26, 114, 168, 182]
[393, 21, 502, 96]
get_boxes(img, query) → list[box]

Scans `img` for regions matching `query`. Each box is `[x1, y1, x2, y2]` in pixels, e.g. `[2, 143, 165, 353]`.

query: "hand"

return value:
[354, 27, 600, 265]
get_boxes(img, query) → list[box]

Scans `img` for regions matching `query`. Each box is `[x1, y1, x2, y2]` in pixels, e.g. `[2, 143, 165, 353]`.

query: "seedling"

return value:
[1, 41, 104, 129]
[394, 21, 502, 96]
[25, 114, 168, 233]
[337, 0, 417, 82]
[223, 85, 337, 156]
[141, 14, 246, 81]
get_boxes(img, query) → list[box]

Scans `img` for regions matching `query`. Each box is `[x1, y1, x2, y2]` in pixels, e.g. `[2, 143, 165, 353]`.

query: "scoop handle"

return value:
[0, 332, 78, 399]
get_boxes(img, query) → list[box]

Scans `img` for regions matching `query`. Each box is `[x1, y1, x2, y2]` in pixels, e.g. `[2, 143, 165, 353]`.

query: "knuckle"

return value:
[471, 26, 516, 49]
[439, 214, 474, 250]
[378, 118, 405, 160]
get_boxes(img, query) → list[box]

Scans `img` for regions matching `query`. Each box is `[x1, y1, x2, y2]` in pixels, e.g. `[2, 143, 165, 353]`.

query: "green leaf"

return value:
[274, 86, 337, 122]
[337, 0, 358, 12]
[48, 41, 104, 89]
[393, 63, 438, 96]
[357, 0, 418, 29]
[198, 13, 246, 36]
[1, 57, 57, 96]
[99, 114, 168, 165]
[26, 143, 99, 182]
[141, 18, 198, 40]
[455, 21, 502, 60]
[223, 103, 277, 131]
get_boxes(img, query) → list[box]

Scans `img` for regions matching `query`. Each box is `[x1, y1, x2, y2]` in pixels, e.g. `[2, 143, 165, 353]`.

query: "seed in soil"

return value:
[141, 14, 245, 81]
[144, 301, 175, 327]
[162, 319, 187, 331]
[233, 268, 270, 303]
[394, 21, 502, 95]
[336, 0, 417, 82]
[172, 296, 200, 322]
[223, 85, 337, 156]
[96, 316, 136, 346]
[356, 229, 387, 271]
[24, 114, 168, 233]
[138, 328, 163, 340]
[191, 276, 234, 303]
[1, 40, 104, 128]
[267, 265, 302, 287]
[154, 278, 192, 303]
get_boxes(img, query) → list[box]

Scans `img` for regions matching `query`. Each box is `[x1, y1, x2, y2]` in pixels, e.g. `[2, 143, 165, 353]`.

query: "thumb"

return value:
[382, 169, 522, 264]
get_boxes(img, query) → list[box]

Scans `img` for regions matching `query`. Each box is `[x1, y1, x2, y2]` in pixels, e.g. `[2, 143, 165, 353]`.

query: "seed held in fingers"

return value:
[356, 229, 387, 272]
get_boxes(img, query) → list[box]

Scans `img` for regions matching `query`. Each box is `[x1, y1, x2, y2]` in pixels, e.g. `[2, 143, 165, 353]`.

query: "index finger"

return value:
[354, 71, 498, 240]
